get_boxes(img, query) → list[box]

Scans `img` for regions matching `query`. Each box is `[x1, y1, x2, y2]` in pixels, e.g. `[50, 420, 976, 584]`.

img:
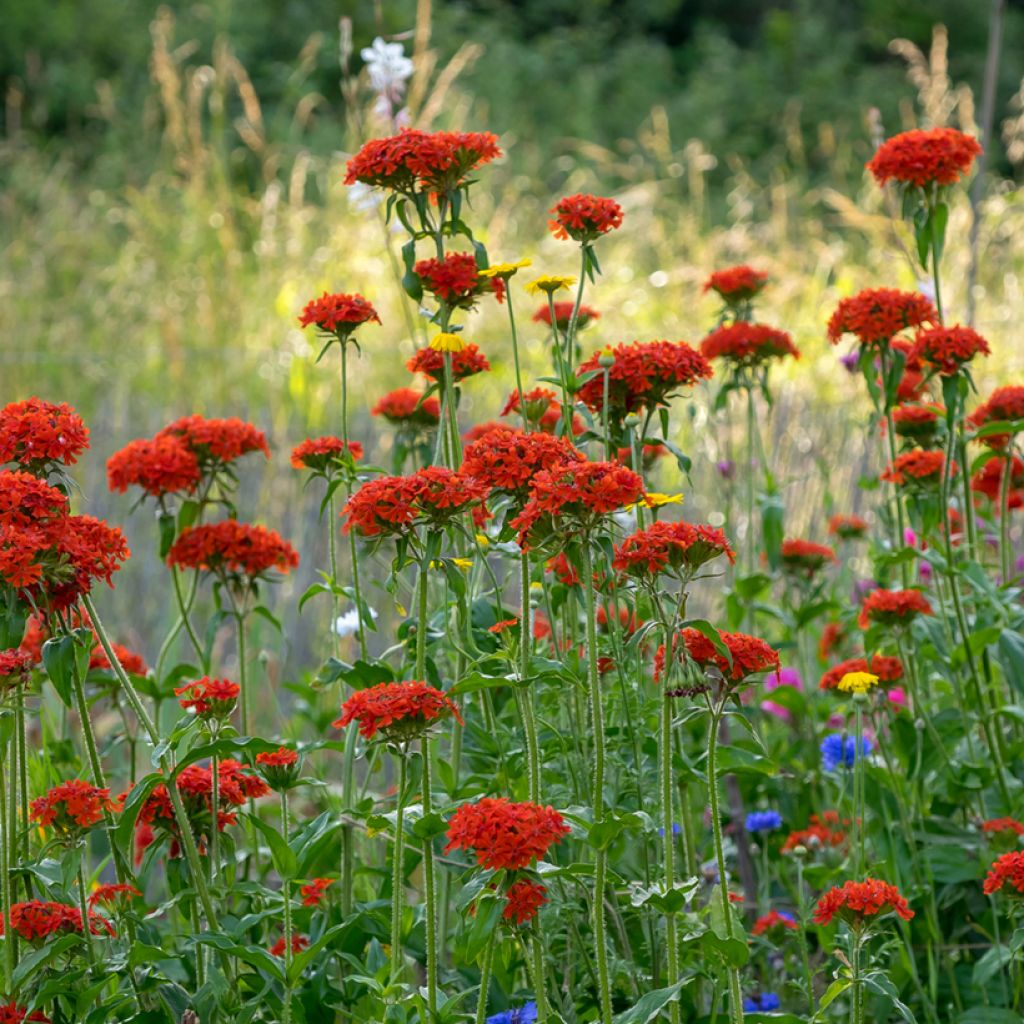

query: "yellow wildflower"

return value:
[479, 258, 532, 278]
[475, 533, 491, 548]
[524, 274, 576, 296]
[639, 492, 685, 509]
[837, 671, 879, 695]
[429, 332, 466, 353]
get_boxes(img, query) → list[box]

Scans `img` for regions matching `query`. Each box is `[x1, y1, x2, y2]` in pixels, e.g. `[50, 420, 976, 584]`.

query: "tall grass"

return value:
[2, 9, 1022, 672]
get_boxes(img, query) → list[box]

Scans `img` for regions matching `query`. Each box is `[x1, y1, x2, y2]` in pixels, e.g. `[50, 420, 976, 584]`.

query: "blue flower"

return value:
[487, 1003, 538, 1024]
[820, 732, 872, 771]
[745, 810, 782, 833]
[743, 991, 781, 1012]
[658, 823, 683, 837]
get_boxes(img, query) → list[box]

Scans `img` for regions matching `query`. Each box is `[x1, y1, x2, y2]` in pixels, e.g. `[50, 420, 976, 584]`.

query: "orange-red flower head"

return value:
[867, 128, 981, 189]
[549, 194, 623, 243]
[813, 878, 913, 927]
[445, 797, 570, 870]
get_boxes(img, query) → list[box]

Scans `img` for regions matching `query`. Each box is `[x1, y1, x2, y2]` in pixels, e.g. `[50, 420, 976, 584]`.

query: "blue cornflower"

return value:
[487, 1003, 538, 1024]
[743, 991, 781, 1012]
[745, 810, 782, 833]
[820, 732, 872, 771]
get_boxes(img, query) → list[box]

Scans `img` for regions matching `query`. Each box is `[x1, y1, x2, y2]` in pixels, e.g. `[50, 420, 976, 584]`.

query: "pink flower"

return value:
[888, 688, 908, 712]
[760, 666, 803, 722]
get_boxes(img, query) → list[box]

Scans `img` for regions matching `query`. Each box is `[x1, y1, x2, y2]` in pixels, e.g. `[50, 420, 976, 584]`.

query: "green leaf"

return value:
[247, 813, 298, 880]
[612, 978, 690, 1023]
[41, 629, 91, 708]
[998, 629, 1024, 695]
[195, 934, 284, 980]
[13, 933, 81, 987]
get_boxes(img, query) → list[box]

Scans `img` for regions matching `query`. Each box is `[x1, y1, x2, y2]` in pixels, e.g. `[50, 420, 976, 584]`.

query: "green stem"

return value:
[707, 698, 744, 1024]
[520, 552, 540, 803]
[15, 685, 27, 867]
[390, 749, 408, 985]
[795, 857, 815, 1015]
[474, 920, 496, 1024]
[340, 341, 369, 663]
[853, 697, 865, 876]
[851, 932, 864, 1024]
[999, 449, 1015, 583]
[0, 758, 12, 994]
[547, 292, 574, 440]
[582, 543, 613, 1024]
[76, 855, 96, 967]
[529, 924, 551, 1024]
[422, 735, 438, 1020]
[282, 788, 293, 1024]
[744, 385, 757, 582]
[506, 288, 529, 432]
[171, 564, 206, 670]
[660, 665, 681, 1024]
[236, 612, 249, 736]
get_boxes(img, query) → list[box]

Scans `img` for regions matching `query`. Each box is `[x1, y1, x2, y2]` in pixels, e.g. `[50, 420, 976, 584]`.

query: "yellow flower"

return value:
[524, 274, 576, 296]
[641, 492, 685, 509]
[431, 558, 473, 572]
[475, 533, 490, 548]
[529, 581, 544, 592]
[429, 332, 466, 353]
[479, 258, 532, 279]
[837, 671, 879, 694]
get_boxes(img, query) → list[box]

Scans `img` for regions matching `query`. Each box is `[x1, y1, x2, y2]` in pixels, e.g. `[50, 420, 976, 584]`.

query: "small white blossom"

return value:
[334, 606, 377, 638]
[361, 37, 413, 119]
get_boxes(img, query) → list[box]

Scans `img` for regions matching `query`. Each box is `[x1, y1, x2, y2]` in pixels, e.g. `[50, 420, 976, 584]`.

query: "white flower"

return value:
[361, 37, 413, 100]
[334, 606, 377, 638]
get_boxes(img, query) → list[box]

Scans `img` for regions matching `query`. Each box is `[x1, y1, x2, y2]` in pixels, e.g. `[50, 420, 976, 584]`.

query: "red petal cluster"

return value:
[828, 514, 869, 539]
[407, 343, 491, 381]
[87, 883, 141, 909]
[981, 818, 1024, 837]
[461, 427, 584, 498]
[372, 388, 441, 426]
[867, 128, 981, 188]
[256, 747, 299, 768]
[270, 934, 310, 956]
[548, 193, 623, 242]
[0, 472, 69, 589]
[880, 449, 952, 486]
[503, 879, 548, 925]
[301, 877, 334, 906]
[158, 415, 270, 463]
[751, 909, 798, 936]
[780, 539, 837, 574]
[290, 436, 363, 472]
[510, 461, 645, 549]
[167, 521, 299, 578]
[0, 1003, 50, 1023]
[827, 289, 937, 347]
[814, 878, 914, 926]
[533, 302, 600, 329]
[0, 900, 115, 941]
[89, 642, 148, 677]
[969, 385, 1024, 449]
[342, 466, 489, 538]
[700, 323, 799, 366]
[891, 404, 943, 441]
[983, 851, 1024, 896]
[30, 779, 121, 832]
[781, 812, 849, 854]
[664, 627, 780, 683]
[858, 588, 933, 629]
[0, 398, 90, 468]
[502, 388, 583, 435]
[414, 253, 502, 307]
[613, 519, 735, 578]
[445, 797, 570, 870]
[344, 128, 501, 193]
[912, 325, 990, 377]
[46, 515, 130, 609]
[577, 340, 713, 418]
[0, 649, 33, 687]
[703, 265, 768, 302]
[107, 435, 202, 498]
[820, 655, 903, 691]
[334, 680, 463, 741]
[298, 292, 380, 333]
[971, 455, 1024, 502]
[175, 676, 240, 718]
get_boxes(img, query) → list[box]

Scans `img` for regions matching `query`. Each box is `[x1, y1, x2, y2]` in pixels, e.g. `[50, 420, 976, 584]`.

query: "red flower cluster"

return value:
[0, 900, 114, 941]
[159, 415, 270, 463]
[971, 455, 1024, 503]
[548, 193, 623, 242]
[342, 466, 489, 538]
[828, 514, 869, 539]
[0, 1004, 50, 1023]
[892, 404, 943, 441]
[445, 797, 570, 870]
[47, 515, 131, 610]
[780, 539, 837, 574]
[612, 519, 735, 578]
[858, 588, 933, 630]
[138, 760, 269, 857]
[533, 302, 600, 330]
[0, 398, 90, 468]
[298, 292, 380, 334]
[502, 388, 583, 435]
[407, 343, 491, 382]
[30, 780, 121, 833]
[700, 323, 799, 366]
[461, 427, 584, 498]
[969, 385, 1024, 449]
[820, 655, 903, 691]
[813, 878, 914, 926]
[913, 325, 990, 376]
[867, 127, 982, 188]
[0, 649, 33, 688]
[577, 340, 713, 419]
[827, 289, 936, 347]
[981, 818, 1024, 837]
[167, 521, 299, 579]
[751, 909, 798, 937]
[175, 677, 240, 718]
[983, 851, 1024, 897]
[371, 388, 441, 426]
[88, 883, 141, 909]
[89, 641, 148, 677]
[106, 435, 202, 499]
[344, 128, 501, 194]
[703, 265, 768, 303]
[256, 746, 301, 789]
[290, 436, 363, 473]
[781, 812, 849, 854]
[414, 253, 502, 307]
[270, 934, 310, 957]
[334, 680, 463, 741]
[301, 877, 334, 906]
[658, 627, 780, 683]
[880, 449, 951, 487]
[503, 879, 548, 925]
[0, 471, 69, 589]
[510, 460, 644, 549]
[256, 747, 298, 768]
